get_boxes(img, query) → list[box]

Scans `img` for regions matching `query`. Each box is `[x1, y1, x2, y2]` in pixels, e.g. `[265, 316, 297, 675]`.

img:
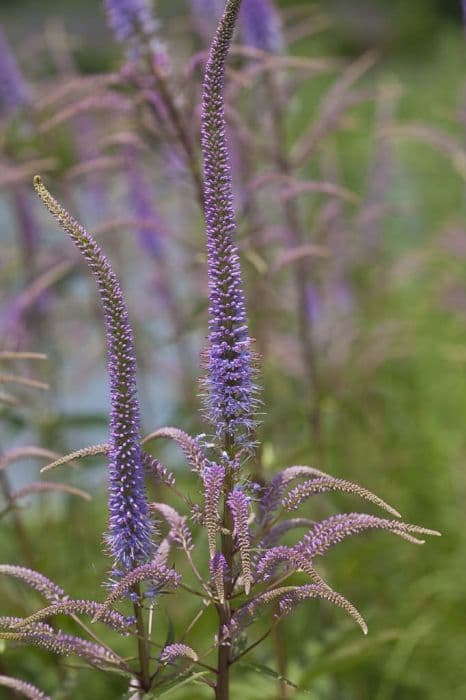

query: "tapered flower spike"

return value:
[0, 628, 122, 667]
[210, 552, 227, 603]
[201, 0, 258, 450]
[12, 600, 135, 634]
[202, 463, 225, 558]
[240, 0, 284, 54]
[294, 513, 440, 561]
[227, 488, 252, 594]
[160, 643, 199, 665]
[282, 476, 401, 518]
[0, 675, 51, 700]
[33, 176, 153, 575]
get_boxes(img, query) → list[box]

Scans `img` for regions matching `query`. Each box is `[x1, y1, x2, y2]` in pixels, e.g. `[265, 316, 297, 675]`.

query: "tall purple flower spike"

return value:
[0, 25, 29, 114]
[33, 177, 153, 575]
[201, 0, 258, 450]
[240, 0, 283, 54]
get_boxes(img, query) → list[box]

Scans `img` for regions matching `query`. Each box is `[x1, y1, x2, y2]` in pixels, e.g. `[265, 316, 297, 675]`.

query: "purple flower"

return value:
[294, 513, 440, 561]
[0, 25, 29, 114]
[160, 643, 198, 664]
[240, 0, 284, 54]
[33, 177, 153, 575]
[0, 675, 51, 700]
[201, 0, 258, 449]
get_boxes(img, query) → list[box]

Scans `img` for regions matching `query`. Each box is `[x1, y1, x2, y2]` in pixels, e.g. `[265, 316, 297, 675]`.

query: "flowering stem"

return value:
[216, 439, 235, 700]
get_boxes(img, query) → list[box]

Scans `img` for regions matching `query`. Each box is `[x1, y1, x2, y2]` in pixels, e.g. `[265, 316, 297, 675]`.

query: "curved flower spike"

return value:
[282, 477, 401, 518]
[0, 675, 51, 700]
[0, 628, 122, 667]
[160, 643, 199, 664]
[276, 584, 368, 635]
[201, 0, 258, 449]
[295, 513, 440, 561]
[40, 444, 109, 473]
[93, 561, 181, 622]
[34, 177, 153, 575]
[12, 600, 134, 634]
[0, 565, 65, 602]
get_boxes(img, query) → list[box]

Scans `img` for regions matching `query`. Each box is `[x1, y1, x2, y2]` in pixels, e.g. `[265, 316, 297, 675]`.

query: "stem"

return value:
[133, 583, 151, 693]
[216, 438, 235, 700]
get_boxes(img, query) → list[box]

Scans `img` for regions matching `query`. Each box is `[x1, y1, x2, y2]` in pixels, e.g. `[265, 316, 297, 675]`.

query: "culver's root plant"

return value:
[0, 1, 440, 698]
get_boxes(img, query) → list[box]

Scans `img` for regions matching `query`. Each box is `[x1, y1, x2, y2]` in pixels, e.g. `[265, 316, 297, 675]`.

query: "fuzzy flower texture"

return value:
[33, 177, 153, 576]
[201, 0, 258, 450]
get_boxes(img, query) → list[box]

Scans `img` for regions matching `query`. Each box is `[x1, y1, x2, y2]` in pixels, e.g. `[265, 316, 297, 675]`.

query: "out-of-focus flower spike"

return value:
[33, 176, 153, 576]
[160, 642, 198, 664]
[201, 0, 258, 450]
[103, 0, 167, 66]
[150, 503, 193, 550]
[282, 476, 401, 518]
[259, 518, 315, 549]
[0, 446, 63, 472]
[0, 675, 51, 700]
[202, 464, 225, 558]
[210, 552, 227, 603]
[227, 488, 252, 594]
[0, 565, 65, 602]
[0, 25, 30, 114]
[189, 0, 225, 41]
[240, 0, 284, 54]
[10, 482, 92, 503]
[93, 561, 181, 622]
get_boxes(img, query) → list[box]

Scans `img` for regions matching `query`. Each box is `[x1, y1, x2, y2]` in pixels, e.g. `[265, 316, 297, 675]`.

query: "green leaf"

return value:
[236, 662, 313, 696]
[156, 671, 210, 697]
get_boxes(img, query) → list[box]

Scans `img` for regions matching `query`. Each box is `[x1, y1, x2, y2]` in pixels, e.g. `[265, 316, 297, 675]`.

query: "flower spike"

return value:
[227, 488, 252, 594]
[201, 0, 258, 449]
[33, 176, 153, 575]
[0, 675, 51, 700]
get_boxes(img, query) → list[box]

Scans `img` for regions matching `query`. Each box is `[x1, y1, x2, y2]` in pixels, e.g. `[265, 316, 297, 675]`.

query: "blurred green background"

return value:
[0, 1, 465, 699]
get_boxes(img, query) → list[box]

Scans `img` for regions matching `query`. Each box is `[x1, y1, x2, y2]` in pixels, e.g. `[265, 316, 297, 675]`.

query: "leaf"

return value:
[157, 671, 209, 697]
[236, 662, 313, 696]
